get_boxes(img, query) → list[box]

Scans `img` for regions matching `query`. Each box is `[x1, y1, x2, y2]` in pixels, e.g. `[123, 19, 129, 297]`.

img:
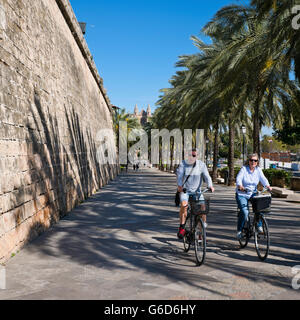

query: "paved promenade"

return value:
[0, 167, 300, 300]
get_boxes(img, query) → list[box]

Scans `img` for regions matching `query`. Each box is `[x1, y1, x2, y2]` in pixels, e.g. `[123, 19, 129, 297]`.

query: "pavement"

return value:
[0, 167, 300, 300]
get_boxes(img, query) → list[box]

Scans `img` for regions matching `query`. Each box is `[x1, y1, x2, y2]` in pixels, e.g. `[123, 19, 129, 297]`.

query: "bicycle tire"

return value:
[254, 215, 270, 261]
[238, 217, 250, 249]
[183, 214, 191, 253]
[194, 216, 206, 266]
[239, 228, 250, 249]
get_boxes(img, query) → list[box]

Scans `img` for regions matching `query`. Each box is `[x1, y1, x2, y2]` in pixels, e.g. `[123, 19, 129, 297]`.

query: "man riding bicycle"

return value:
[176, 148, 215, 239]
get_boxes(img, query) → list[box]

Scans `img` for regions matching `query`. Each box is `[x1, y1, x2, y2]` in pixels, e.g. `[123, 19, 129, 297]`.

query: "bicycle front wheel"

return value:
[239, 227, 249, 249]
[254, 215, 270, 261]
[194, 216, 206, 266]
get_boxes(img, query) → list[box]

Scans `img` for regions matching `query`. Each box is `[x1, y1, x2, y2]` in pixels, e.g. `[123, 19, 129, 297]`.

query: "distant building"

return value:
[129, 104, 152, 126]
[261, 152, 295, 162]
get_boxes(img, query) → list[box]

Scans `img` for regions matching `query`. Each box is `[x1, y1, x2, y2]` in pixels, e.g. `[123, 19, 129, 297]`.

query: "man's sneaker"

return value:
[237, 231, 242, 240]
[257, 226, 264, 234]
[177, 227, 186, 239]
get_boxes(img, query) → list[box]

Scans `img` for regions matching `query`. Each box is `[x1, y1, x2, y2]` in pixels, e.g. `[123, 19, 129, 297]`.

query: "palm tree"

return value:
[251, 0, 300, 81]
[156, 38, 244, 183]
[202, 4, 291, 158]
[112, 108, 141, 160]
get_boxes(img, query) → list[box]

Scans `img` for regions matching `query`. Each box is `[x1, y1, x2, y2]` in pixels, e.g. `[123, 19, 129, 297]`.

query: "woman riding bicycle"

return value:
[236, 153, 272, 240]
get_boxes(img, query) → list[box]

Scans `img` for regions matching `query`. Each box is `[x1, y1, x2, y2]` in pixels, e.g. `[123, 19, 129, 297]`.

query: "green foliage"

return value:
[273, 122, 300, 146]
[219, 166, 241, 179]
[154, 0, 300, 174]
[260, 135, 289, 152]
[219, 146, 242, 159]
[262, 169, 293, 186]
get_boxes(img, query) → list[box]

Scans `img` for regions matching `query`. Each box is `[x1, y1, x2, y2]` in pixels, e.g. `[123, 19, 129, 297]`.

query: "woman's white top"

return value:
[236, 166, 270, 199]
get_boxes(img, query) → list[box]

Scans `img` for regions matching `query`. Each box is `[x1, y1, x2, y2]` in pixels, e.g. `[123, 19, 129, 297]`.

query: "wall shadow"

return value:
[18, 91, 118, 250]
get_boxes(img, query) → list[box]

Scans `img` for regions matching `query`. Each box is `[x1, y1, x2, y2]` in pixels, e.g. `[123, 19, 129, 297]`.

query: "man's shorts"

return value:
[180, 192, 197, 203]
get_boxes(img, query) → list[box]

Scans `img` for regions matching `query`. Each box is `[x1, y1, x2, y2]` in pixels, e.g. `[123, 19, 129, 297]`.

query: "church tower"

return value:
[134, 104, 139, 116]
[147, 104, 151, 117]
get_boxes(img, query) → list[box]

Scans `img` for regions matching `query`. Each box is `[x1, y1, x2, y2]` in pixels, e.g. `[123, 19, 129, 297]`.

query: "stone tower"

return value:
[131, 105, 152, 126]
[147, 104, 151, 117]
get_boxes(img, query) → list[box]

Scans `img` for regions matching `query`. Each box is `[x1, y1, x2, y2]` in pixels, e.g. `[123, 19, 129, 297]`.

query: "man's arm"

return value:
[177, 162, 184, 191]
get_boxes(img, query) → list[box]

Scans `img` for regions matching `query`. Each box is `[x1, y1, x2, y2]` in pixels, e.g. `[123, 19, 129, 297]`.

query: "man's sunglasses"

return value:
[188, 154, 197, 158]
[250, 159, 258, 162]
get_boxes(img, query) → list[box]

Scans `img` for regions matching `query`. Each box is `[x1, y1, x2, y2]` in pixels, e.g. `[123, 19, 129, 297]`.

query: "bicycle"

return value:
[237, 187, 271, 261]
[182, 188, 211, 266]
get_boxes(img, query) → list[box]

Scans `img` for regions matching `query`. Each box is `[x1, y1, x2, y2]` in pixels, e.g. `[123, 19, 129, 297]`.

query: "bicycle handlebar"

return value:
[241, 186, 271, 195]
[183, 188, 212, 194]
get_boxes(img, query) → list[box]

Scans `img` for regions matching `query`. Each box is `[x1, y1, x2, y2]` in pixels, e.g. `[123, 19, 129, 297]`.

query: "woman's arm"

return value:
[202, 163, 214, 191]
[236, 166, 245, 191]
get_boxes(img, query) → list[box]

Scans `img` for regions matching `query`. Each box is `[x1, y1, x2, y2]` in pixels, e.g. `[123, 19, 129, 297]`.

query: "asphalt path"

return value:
[0, 167, 300, 300]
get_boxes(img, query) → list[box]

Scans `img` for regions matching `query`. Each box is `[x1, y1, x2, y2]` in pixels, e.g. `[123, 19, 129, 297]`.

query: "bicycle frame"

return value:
[237, 188, 271, 260]
[185, 188, 211, 235]
[183, 188, 211, 265]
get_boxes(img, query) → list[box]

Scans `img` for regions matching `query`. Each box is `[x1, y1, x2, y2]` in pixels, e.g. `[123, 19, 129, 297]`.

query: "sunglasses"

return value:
[249, 159, 258, 162]
[188, 154, 197, 157]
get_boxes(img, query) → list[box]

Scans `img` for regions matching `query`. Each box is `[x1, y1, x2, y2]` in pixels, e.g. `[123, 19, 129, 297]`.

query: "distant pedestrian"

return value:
[133, 164, 136, 171]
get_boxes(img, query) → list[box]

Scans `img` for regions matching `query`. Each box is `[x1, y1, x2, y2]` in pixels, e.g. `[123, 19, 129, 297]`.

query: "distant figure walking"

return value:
[133, 164, 136, 171]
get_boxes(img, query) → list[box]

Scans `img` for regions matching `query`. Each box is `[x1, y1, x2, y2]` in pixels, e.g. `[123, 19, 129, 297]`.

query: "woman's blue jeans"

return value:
[236, 193, 262, 232]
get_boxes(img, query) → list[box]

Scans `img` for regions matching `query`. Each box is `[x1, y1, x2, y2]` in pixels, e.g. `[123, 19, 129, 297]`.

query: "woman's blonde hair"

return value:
[244, 153, 260, 166]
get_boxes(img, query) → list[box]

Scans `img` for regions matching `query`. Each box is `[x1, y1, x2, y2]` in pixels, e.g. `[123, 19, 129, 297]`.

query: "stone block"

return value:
[291, 177, 300, 191]
[216, 178, 225, 184]
[271, 187, 294, 198]
[286, 194, 300, 203]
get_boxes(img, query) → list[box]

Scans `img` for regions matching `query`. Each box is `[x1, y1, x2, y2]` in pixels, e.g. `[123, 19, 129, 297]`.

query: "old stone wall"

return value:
[0, 0, 118, 262]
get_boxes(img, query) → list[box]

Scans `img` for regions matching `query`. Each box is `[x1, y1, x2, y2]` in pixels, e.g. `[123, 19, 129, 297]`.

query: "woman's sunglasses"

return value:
[249, 159, 258, 162]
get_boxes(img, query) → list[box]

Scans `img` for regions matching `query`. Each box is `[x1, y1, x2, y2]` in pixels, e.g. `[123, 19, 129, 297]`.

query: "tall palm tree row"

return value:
[152, 2, 299, 185]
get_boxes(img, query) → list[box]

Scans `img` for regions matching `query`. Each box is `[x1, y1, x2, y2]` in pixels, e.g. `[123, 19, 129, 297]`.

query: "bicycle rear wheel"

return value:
[194, 216, 206, 266]
[183, 214, 191, 253]
[254, 215, 270, 261]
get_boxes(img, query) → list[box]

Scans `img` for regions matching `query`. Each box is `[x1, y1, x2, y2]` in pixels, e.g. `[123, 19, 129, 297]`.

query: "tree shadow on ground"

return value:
[24, 167, 300, 297]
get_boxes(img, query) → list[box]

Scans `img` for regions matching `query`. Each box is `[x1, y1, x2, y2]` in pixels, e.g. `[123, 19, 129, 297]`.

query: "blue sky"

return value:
[70, 0, 273, 135]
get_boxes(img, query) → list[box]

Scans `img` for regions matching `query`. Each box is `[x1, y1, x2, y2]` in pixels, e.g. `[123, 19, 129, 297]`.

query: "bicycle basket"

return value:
[251, 195, 271, 212]
[191, 199, 210, 215]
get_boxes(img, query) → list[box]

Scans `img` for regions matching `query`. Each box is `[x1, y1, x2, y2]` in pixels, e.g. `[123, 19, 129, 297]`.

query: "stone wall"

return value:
[0, 0, 118, 262]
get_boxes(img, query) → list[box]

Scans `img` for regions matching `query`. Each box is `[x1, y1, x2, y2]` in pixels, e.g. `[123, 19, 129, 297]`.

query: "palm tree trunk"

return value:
[170, 138, 174, 171]
[253, 92, 261, 158]
[212, 119, 219, 182]
[228, 116, 235, 186]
